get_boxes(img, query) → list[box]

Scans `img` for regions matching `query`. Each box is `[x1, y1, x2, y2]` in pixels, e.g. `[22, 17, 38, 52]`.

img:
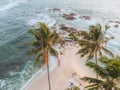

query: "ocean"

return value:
[0, 0, 120, 90]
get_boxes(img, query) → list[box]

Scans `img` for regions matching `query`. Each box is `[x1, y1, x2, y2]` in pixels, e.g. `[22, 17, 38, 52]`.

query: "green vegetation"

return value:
[81, 56, 120, 90]
[70, 24, 114, 78]
[28, 22, 61, 90]
[27, 22, 120, 90]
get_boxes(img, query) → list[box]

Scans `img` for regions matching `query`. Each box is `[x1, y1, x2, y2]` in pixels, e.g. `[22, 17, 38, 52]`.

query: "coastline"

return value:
[0, 0, 120, 90]
[23, 42, 95, 90]
[21, 56, 58, 90]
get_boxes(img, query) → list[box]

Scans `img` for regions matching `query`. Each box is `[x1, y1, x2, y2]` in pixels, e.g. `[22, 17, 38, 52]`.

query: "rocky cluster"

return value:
[62, 13, 77, 20]
[52, 8, 61, 12]
[59, 24, 81, 35]
[115, 21, 120, 24]
[79, 16, 91, 20]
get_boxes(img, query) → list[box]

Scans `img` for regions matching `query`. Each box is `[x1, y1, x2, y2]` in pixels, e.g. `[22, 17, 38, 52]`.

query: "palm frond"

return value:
[81, 77, 102, 84]
[79, 31, 90, 39]
[87, 47, 97, 60]
[34, 53, 42, 67]
[101, 47, 114, 57]
[105, 24, 110, 30]
[77, 47, 89, 57]
[69, 33, 78, 41]
[28, 29, 43, 40]
[98, 50, 103, 57]
[85, 84, 99, 88]
[85, 84, 101, 90]
[49, 46, 58, 57]
[49, 31, 62, 45]
[39, 22, 50, 35]
[28, 47, 41, 56]
[23, 40, 42, 47]
[86, 61, 108, 78]
[39, 26, 48, 40]
[104, 36, 114, 43]
[96, 24, 102, 31]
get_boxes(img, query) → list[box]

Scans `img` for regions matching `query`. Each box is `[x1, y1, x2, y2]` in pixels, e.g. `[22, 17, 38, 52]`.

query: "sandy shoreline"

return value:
[22, 42, 95, 90]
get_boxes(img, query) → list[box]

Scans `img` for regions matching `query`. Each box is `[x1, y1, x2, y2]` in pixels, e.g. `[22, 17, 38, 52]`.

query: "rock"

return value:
[52, 8, 61, 12]
[79, 16, 91, 20]
[62, 13, 77, 20]
[59, 24, 81, 34]
[115, 21, 120, 24]
[109, 20, 114, 23]
[114, 24, 119, 28]
[69, 13, 77, 16]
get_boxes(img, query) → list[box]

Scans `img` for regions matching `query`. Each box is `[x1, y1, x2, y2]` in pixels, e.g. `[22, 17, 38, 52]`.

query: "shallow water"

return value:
[0, 0, 120, 90]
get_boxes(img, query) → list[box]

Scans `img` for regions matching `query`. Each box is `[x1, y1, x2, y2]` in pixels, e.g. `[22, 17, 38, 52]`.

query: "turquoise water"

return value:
[0, 0, 120, 90]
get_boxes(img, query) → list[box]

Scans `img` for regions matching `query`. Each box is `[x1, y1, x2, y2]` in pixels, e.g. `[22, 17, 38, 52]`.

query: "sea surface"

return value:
[0, 0, 120, 90]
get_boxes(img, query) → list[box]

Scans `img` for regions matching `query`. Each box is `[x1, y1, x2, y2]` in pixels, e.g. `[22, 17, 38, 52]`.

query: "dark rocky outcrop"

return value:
[115, 21, 120, 24]
[59, 24, 81, 34]
[62, 13, 77, 20]
[114, 24, 119, 28]
[52, 8, 61, 12]
[109, 20, 114, 23]
[79, 16, 91, 20]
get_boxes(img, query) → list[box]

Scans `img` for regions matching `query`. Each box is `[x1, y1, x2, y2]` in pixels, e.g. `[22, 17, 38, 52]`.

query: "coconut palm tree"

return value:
[69, 24, 114, 78]
[81, 56, 120, 90]
[28, 22, 61, 90]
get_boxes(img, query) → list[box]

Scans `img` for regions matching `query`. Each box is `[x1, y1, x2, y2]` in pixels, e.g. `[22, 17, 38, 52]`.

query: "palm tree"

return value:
[28, 22, 61, 90]
[81, 56, 120, 90]
[70, 24, 114, 78]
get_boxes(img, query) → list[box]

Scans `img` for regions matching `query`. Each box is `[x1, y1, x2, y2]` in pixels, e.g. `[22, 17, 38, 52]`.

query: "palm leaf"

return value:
[29, 47, 41, 56]
[28, 29, 42, 40]
[79, 31, 90, 39]
[34, 53, 42, 67]
[101, 47, 114, 57]
[49, 46, 58, 57]
[80, 77, 102, 84]
[39, 22, 50, 35]
[86, 62, 108, 78]
[85, 84, 99, 88]
[69, 33, 78, 41]
[96, 24, 101, 31]
[105, 24, 110, 30]
[87, 46, 97, 60]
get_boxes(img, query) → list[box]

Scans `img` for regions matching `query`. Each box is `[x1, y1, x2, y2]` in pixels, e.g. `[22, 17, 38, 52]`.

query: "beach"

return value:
[23, 42, 95, 90]
[0, 0, 120, 89]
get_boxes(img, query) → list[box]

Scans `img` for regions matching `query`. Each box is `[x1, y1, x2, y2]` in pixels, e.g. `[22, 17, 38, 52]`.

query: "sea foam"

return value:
[26, 14, 56, 27]
[0, 0, 28, 11]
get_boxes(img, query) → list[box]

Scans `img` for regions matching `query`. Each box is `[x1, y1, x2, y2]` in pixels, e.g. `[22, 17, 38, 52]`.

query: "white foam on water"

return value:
[0, 0, 28, 11]
[0, 61, 38, 90]
[21, 56, 57, 90]
[0, 80, 6, 88]
[27, 14, 56, 27]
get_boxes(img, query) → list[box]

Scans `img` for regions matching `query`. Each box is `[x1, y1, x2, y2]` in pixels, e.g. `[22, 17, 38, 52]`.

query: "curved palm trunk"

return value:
[95, 51, 98, 79]
[46, 51, 51, 90]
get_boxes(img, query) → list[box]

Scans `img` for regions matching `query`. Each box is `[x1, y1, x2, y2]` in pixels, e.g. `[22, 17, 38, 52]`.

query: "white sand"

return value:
[23, 42, 95, 90]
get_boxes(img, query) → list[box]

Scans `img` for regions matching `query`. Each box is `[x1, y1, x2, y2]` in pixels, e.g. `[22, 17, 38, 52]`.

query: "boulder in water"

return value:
[59, 24, 81, 34]
[114, 24, 119, 28]
[62, 13, 77, 20]
[52, 8, 61, 12]
[79, 16, 91, 20]
[115, 21, 120, 24]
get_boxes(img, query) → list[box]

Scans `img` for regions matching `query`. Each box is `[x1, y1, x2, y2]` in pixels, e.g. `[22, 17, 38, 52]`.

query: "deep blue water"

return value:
[0, 0, 120, 90]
